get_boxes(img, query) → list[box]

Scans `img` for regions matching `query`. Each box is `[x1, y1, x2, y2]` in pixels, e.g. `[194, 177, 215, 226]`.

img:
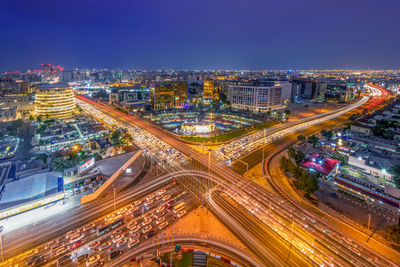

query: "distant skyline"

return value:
[1, 0, 400, 72]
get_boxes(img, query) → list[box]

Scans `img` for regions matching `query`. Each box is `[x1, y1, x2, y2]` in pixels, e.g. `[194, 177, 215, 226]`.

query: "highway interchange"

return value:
[3, 86, 399, 267]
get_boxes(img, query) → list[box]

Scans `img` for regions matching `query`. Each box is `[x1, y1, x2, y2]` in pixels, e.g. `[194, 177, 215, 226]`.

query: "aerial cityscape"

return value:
[1, 0, 400, 266]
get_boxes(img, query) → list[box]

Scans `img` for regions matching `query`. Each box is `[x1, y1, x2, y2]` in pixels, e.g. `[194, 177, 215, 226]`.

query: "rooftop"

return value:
[301, 154, 340, 175]
[0, 171, 62, 209]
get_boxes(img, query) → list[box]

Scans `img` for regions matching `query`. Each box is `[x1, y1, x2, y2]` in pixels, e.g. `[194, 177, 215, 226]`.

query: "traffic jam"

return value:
[23, 184, 197, 266]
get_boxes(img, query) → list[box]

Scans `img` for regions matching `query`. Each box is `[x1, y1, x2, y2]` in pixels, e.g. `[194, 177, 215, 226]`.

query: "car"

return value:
[130, 232, 140, 241]
[130, 206, 140, 213]
[44, 240, 59, 250]
[177, 209, 186, 218]
[83, 223, 96, 232]
[76, 254, 89, 264]
[117, 207, 127, 214]
[156, 206, 165, 213]
[26, 255, 46, 266]
[156, 217, 165, 224]
[116, 238, 126, 248]
[86, 255, 101, 266]
[81, 186, 87, 192]
[142, 216, 152, 226]
[128, 238, 139, 248]
[74, 188, 81, 195]
[71, 239, 85, 248]
[105, 214, 115, 222]
[112, 234, 124, 243]
[56, 255, 72, 267]
[129, 225, 140, 234]
[98, 242, 111, 251]
[156, 195, 163, 201]
[158, 221, 168, 230]
[145, 230, 155, 239]
[111, 229, 122, 238]
[52, 246, 66, 256]
[108, 250, 122, 260]
[142, 225, 152, 234]
[66, 229, 80, 239]
[144, 199, 154, 205]
[89, 241, 100, 251]
[131, 200, 141, 207]
[155, 209, 167, 218]
[69, 233, 84, 243]
[157, 189, 166, 195]
[69, 190, 74, 196]
[162, 195, 171, 201]
[127, 220, 138, 228]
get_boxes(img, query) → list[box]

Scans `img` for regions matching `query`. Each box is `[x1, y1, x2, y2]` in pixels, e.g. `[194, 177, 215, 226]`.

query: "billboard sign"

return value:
[79, 157, 95, 175]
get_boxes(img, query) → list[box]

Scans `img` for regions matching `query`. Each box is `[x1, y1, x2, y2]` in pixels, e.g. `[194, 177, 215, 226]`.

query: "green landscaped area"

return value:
[160, 252, 193, 267]
[159, 252, 233, 267]
[180, 121, 279, 143]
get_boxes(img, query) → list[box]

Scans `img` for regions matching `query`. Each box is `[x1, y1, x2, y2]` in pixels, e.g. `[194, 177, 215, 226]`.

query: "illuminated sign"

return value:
[79, 157, 95, 174]
[0, 192, 64, 220]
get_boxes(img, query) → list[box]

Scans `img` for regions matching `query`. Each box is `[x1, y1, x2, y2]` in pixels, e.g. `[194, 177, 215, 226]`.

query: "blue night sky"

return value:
[1, 0, 400, 71]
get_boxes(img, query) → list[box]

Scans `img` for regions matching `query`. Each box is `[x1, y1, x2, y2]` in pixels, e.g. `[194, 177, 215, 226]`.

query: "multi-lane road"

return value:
[7, 88, 397, 266]
[74, 92, 400, 266]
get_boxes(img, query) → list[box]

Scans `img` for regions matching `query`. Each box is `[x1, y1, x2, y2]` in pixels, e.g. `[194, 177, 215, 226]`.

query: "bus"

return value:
[97, 216, 124, 236]
[173, 202, 185, 213]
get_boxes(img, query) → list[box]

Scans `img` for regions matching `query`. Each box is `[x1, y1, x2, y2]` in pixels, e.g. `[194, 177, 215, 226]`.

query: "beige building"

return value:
[35, 83, 75, 119]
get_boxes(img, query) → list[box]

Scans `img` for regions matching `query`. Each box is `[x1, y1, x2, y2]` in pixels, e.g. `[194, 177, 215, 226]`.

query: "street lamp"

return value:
[0, 226, 4, 262]
[262, 129, 266, 179]
[112, 185, 116, 212]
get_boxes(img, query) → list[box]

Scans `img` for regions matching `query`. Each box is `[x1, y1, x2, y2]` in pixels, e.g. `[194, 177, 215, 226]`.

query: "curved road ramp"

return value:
[80, 151, 143, 204]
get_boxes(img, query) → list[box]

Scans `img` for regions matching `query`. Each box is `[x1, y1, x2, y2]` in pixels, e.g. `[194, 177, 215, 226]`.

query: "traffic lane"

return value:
[23, 184, 187, 267]
[210, 191, 309, 266]
[266, 144, 400, 265]
[68, 193, 199, 267]
[2, 175, 176, 262]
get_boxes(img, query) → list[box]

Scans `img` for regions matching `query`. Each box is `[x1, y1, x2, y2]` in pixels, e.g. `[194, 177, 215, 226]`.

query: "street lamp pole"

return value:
[113, 186, 116, 212]
[0, 226, 4, 262]
[262, 129, 266, 179]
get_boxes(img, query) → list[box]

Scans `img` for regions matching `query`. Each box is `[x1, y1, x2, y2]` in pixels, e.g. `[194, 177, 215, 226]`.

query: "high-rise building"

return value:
[35, 83, 75, 119]
[151, 81, 188, 110]
[228, 81, 282, 112]
[203, 80, 219, 102]
[0, 77, 30, 95]
[291, 79, 316, 101]
[325, 84, 352, 103]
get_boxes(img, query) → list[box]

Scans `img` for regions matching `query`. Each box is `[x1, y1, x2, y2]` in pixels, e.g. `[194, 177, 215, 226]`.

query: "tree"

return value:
[29, 114, 34, 121]
[349, 114, 358, 121]
[388, 224, 400, 244]
[308, 135, 319, 147]
[284, 109, 291, 116]
[297, 135, 306, 142]
[36, 115, 42, 124]
[321, 129, 333, 141]
[288, 146, 305, 165]
[391, 165, 400, 189]
[110, 130, 122, 145]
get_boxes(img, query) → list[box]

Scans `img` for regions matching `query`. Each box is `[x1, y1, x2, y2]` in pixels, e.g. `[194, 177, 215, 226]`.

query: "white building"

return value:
[228, 81, 282, 112]
[348, 155, 392, 180]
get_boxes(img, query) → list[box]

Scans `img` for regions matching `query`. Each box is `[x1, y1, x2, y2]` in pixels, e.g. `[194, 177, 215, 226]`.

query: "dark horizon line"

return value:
[2, 66, 400, 73]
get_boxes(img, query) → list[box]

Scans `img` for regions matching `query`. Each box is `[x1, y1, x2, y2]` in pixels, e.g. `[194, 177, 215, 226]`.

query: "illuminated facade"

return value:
[203, 80, 219, 101]
[35, 83, 75, 118]
[181, 122, 215, 135]
[152, 81, 188, 110]
[228, 81, 282, 111]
